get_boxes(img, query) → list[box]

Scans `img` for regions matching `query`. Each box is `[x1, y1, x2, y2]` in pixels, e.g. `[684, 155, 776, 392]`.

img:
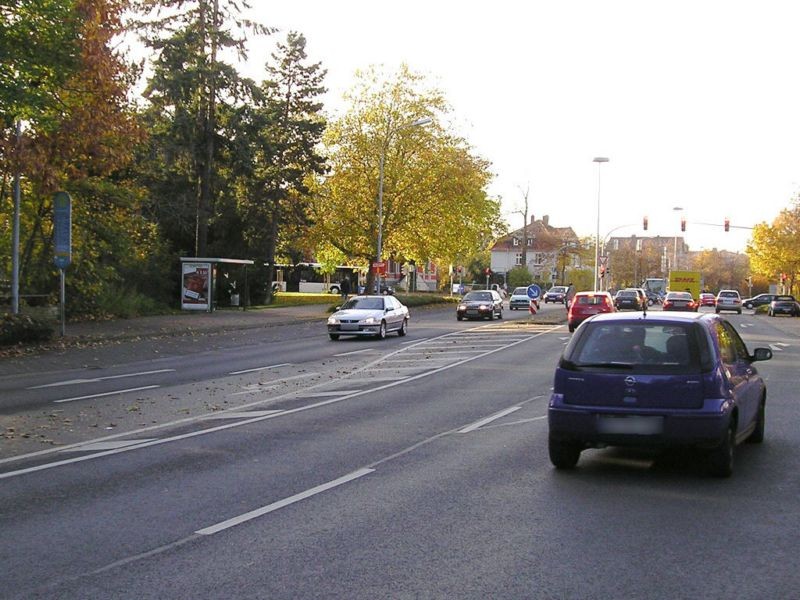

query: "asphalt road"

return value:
[1, 305, 799, 599]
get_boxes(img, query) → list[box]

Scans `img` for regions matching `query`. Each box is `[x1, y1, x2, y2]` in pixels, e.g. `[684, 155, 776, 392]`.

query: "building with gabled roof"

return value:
[489, 214, 580, 284]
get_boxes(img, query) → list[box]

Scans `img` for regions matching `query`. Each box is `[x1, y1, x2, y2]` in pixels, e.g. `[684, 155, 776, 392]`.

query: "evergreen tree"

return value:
[236, 32, 327, 302]
[133, 0, 271, 256]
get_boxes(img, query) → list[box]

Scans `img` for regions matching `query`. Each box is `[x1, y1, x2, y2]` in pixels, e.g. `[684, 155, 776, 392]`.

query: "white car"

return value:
[715, 289, 742, 314]
[509, 287, 532, 310]
[327, 295, 409, 340]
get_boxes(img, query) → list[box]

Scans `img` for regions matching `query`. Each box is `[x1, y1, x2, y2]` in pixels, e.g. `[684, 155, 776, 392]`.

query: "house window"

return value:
[533, 252, 545, 266]
[515, 253, 523, 266]
[526, 238, 532, 246]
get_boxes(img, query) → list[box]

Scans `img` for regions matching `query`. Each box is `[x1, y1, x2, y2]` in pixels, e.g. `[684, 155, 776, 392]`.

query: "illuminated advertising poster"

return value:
[182, 262, 211, 310]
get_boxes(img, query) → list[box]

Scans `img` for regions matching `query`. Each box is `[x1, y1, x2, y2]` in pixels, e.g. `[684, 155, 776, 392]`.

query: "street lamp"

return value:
[592, 157, 609, 291]
[376, 116, 432, 294]
[672, 206, 684, 270]
[599, 223, 636, 289]
[11, 119, 22, 314]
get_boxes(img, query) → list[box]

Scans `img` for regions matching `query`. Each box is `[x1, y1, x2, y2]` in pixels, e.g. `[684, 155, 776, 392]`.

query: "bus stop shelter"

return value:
[180, 257, 254, 312]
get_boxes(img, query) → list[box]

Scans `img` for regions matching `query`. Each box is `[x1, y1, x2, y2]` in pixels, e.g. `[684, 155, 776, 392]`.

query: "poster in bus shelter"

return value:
[181, 262, 211, 310]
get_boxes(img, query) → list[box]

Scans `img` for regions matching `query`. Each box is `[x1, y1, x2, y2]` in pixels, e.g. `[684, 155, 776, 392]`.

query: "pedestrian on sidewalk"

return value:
[340, 276, 351, 301]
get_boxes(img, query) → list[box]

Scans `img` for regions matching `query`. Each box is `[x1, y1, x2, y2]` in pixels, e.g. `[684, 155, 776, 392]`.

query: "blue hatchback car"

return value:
[548, 312, 772, 477]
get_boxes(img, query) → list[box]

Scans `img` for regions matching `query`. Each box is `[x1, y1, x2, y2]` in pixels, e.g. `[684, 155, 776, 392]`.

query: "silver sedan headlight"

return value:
[363, 317, 376, 324]
[327, 316, 339, 325]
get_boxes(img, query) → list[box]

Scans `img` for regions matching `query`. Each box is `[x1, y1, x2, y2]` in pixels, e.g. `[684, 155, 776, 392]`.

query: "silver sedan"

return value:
[327, 295, 410, 340]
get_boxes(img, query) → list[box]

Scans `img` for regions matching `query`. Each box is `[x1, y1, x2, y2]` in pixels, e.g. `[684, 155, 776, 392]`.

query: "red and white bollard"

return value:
[529, 299, 538, 315]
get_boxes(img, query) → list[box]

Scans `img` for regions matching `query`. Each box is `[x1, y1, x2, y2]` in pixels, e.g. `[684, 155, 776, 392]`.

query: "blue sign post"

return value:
[53, 192, 72, 336]
[526, 284, 542, 300]
[54, 192, 72, 270]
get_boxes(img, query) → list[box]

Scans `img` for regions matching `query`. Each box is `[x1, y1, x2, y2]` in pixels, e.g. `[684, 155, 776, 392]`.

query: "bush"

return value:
[95, 286, 171, 318]
[0, 313, 55, 345]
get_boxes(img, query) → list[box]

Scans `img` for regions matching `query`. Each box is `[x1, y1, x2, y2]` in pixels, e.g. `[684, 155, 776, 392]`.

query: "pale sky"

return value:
[243, 0, 800, 253]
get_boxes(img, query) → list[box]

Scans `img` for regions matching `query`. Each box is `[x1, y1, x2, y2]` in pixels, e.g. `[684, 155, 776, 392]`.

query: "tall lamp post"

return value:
[11, 119, 22, 314]
[672, 206, 684, 270]
[376, 116, 432, 294]
[592, 157, 609, 291]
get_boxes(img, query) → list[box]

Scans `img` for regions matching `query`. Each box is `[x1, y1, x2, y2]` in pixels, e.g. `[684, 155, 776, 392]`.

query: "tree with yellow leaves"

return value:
[307, 65, 502, 292]
[747, 199, 800, 294]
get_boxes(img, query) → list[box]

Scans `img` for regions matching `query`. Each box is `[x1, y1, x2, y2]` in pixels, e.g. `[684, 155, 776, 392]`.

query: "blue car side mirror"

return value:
[752, 347, 772, 361]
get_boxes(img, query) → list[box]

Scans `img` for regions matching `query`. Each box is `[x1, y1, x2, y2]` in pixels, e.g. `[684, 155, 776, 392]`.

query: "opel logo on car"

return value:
[624, 376, 637, 386]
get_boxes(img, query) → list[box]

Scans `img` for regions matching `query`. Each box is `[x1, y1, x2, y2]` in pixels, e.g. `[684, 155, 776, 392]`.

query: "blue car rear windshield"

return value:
[562, 322, 711, 373]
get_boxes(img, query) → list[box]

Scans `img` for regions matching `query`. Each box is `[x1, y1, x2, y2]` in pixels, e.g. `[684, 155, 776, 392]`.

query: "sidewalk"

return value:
[63, 305, 333, 341]
[0, 304, 334, 357]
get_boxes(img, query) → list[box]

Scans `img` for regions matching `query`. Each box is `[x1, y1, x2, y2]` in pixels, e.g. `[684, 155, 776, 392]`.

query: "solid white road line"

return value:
[195, 468, 375, 535]
[61, 439, 158, 452]
[53, 385, 160, 404]
[29, 369, 175, 389]
[226, 372, 320, 397]
[333, 348, 375, 357]
[205, 410, 283, 419]
[458, 406, 522, 434]
[297, 390, 364, 397]
[228, 363, 291, 375]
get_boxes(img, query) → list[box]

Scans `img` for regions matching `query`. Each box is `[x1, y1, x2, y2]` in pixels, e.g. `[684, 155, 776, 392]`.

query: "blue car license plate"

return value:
[597, 415, 663, 435]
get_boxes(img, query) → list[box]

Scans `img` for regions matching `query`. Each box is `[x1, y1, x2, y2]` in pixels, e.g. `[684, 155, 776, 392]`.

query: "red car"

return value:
[699, 293, 716, 307]
[567, 291, 615, 332]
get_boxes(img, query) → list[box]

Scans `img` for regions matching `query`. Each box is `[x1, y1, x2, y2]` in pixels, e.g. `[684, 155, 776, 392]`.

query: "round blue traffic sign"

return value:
[527, 284, 541, 299]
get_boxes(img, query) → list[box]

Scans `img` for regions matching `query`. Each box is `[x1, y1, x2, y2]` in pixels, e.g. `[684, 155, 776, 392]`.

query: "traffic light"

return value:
[485, 267, 492, 275]
[680, 217, 686, 232]
[600, 265, 606, 277]
[643, 216, 648, 230]
[724, 218, 730, 232]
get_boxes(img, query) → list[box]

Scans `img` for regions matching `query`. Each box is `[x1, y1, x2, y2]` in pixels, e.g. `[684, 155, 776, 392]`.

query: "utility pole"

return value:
[515, 184, 530, 272]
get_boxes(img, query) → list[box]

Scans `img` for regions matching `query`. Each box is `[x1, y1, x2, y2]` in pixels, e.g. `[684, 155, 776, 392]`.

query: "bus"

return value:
[270, 263, 363, 294]
[641, 277, 667, 296]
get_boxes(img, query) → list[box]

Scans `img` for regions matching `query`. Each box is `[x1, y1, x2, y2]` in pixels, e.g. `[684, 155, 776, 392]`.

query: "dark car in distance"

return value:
[548, 312, 772, 477]
[543, 286, 568, 304]
[614, 288, 646, 311]
[662, 291, 698, 312]
[768, 295, 799, 317]
[743, 293, 777, 310]
[456, 290, 504, 321]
